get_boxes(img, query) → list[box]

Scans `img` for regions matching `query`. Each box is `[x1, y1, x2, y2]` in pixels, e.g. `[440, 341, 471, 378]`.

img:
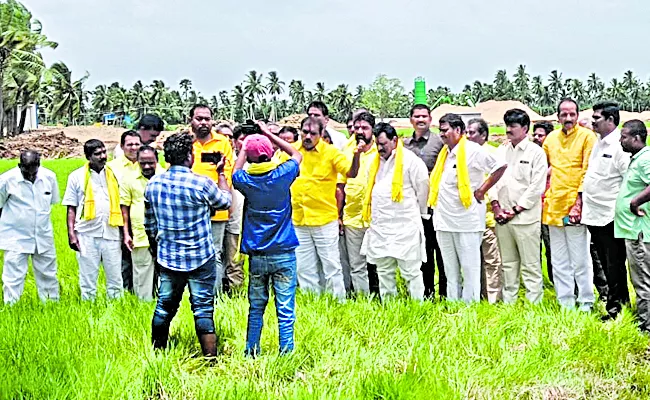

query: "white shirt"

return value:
[0, 167, 59, 253]
[62, 166, 120, 240]
[226, 188, 245, 235]
[489, 139, 548, 225]
[433, 140, 506, 232]
[326, 126, 348, 151]
[582, 129, 630, 226]
[361, 148, 429, 262]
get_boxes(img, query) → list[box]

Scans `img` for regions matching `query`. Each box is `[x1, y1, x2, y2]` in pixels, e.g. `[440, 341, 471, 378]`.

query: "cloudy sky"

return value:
[23, 0, 650, 96]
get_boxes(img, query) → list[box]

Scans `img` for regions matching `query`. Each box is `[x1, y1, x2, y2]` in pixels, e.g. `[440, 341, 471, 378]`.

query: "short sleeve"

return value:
[331, 148, 351, 176]
[50, 174, 60, 205]
[119, 180, 132, 206]
[0, 176, 8, 208]
[62, 171, 80, 207]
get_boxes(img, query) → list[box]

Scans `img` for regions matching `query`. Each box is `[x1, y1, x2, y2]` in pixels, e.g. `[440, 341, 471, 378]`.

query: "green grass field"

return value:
[1, 159, 650, 399]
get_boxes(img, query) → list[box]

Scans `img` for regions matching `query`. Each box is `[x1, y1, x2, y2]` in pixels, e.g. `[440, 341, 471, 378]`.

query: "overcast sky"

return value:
[23, 0, 650, 96]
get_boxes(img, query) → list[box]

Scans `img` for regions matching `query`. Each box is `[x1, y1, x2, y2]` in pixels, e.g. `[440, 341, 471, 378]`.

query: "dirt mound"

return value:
[60, 125, 125, 148]
[430, 104, 479, 125]
[575, 109, 645, 124]
[278, 114, 345, 129]
[0, 131, 83, 158]
[475, 100, 545, 125]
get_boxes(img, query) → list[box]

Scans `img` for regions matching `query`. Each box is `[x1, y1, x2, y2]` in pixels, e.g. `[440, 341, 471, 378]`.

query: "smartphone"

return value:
[562, 216, 576, 226]
[201, 152, 222, 164]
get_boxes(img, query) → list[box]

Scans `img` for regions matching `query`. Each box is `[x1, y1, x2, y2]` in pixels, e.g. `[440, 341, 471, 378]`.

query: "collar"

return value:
[118, 155, 137, 166]
[412, 130, 431, 142]
[168, 165, 191, 173]
[195, 130, 227, 146]
[301, 139, 325, 153]
[510, 138, 530, 151]
[632, 146, 650, 162]
[599, 128, 620, 145]
[562, 125, 581, 137]
[16, 167, 42, 184]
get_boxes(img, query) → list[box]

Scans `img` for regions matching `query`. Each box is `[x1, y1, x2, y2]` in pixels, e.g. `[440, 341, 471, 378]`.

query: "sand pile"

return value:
[0, 131, 83, 158]
[430, 104, 479, 125]
[475, 100, 545, 124]
[278, 114, 345, 129]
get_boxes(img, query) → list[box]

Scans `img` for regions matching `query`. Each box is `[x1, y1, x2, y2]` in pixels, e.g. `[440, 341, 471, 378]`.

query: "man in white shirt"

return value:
[430, 113, 507, 302]
[361, 123, 429, 299]
[0, 150, 59, 303]
[582, 101, 631, 319]
[63, 139, 124, 300]
[490, 109, 548, 303]
[306, 101, 348, 150]
[113, 114, 164, 158]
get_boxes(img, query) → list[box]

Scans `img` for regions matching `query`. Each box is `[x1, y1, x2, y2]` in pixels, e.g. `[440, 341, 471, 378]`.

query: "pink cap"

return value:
[243, 134, 274, 161]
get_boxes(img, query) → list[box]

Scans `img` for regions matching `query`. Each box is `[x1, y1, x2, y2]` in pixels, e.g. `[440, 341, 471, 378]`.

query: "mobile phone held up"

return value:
[201, 152, 222, 164]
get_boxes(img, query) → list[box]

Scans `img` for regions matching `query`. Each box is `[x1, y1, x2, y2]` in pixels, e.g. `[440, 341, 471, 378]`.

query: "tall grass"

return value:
[0, 159, 649, 399]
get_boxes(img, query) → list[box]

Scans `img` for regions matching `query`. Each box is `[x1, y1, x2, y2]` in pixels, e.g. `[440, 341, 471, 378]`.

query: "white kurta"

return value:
[361, 148, 429, 262]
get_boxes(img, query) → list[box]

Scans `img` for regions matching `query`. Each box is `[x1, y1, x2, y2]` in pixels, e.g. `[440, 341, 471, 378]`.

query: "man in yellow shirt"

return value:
[467, 118, 503, 304]
[120, 145, 164, 301]
[543, 98, 597, 311]
[337, 112, 379, 295]
[292, 116, 361, 299]
[190, 104, 235, 295]
[108, 130, 142, 292]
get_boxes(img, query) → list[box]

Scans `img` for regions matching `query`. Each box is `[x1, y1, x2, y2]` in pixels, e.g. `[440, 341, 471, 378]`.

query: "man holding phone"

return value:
[337, 111, 380, 295]
[190, 104, 234, 295]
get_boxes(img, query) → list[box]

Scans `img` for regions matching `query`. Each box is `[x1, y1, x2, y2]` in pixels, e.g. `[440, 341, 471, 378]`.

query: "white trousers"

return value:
[495, 222, 543, 304]
[344, 226, 369, 293]
[374, 256, 424, 300]
[77, 233, 123, 300]
[548, 225, 594, 308]
[437, 231, 483, 302]
[295, 221, 346, 299]
[132, 247, 154, 301]
[2, 249, 59, 304]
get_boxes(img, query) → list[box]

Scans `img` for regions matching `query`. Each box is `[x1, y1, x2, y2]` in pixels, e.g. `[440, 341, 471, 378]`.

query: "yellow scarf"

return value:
[362, 139, 404, 222]
[82, 164, 123, 226]
[246, 160, 279, 175]
[428, 135, 472, 209]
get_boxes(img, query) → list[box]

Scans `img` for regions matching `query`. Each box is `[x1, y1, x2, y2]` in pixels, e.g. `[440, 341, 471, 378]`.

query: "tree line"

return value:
[2, 0, 650, 136]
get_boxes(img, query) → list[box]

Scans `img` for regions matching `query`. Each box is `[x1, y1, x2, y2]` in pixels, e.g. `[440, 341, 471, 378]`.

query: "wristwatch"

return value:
[512, 206, 521, 215]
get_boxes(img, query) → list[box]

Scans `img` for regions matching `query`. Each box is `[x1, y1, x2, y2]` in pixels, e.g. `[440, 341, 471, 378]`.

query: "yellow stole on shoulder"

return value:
[428, 135, 472, 209]
[82, 164, 123, 226]
[362, 139, 404, 222]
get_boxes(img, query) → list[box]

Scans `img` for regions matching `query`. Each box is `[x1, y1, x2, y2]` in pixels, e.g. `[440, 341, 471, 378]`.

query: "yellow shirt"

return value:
[542, 125, 597, 226]
[119, 166, 165, 248]
[483, 143, 497, 228]
[107, 155, 140, 183]
[192, 131, 234, 222]
[292, 140, 351, 226]
[339, 141, 378, 229]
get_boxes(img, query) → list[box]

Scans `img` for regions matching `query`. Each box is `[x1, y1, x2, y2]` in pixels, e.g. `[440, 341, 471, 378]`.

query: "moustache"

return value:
[356, 134, 370, 144]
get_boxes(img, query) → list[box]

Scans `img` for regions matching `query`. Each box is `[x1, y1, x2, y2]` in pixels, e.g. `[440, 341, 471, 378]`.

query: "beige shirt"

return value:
[582, 129, 630, 227]
[489, 139, 548, 225]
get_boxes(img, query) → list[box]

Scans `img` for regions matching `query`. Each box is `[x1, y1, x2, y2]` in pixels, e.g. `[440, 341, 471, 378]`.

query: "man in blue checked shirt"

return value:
[145, 132, 232, 357]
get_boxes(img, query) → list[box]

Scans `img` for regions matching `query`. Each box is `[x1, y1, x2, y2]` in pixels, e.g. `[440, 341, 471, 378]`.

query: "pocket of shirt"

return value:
[514, 162, 532, 182]
[593, 157, 614, 177]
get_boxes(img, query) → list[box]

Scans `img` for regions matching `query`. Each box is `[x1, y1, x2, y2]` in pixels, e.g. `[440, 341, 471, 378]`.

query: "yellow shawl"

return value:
[246, 160, 279, 175]
[428, 135, 472, 209]
[362, 139, 404, 222]
[82, 164, 123, 226]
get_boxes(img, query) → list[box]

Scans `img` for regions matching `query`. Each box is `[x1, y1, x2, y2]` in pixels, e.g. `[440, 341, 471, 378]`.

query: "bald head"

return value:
[19, 150, 40, 182]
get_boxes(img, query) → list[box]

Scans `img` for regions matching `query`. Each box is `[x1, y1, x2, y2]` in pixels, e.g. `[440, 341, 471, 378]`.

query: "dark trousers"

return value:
[422, 217, 446, 299]
[588, 223, 630, 315]
[591, 240, 609, 300]
[120, 232, 133, 292]
[541, 224, 553, 283]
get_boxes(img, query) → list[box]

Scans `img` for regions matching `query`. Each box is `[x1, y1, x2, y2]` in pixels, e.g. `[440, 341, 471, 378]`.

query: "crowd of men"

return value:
[3, 98, 650, 357]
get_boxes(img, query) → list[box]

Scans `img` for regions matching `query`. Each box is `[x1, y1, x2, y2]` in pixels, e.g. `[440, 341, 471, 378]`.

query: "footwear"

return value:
[198, 333, 218, 357]
[578, 304, 593, 313]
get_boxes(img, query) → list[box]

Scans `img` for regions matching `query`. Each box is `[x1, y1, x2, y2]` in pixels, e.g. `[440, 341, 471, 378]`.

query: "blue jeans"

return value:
[246, 252, 297, 355]
[151, 257, 216, 349]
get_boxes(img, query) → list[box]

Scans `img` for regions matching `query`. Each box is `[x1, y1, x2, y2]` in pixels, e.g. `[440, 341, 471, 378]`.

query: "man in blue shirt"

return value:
[145, 132, 232, 357]
[232, 122, 302, 356]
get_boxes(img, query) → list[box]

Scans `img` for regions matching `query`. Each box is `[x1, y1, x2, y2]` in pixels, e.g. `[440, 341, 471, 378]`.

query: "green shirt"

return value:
[614, 146, 650, 242]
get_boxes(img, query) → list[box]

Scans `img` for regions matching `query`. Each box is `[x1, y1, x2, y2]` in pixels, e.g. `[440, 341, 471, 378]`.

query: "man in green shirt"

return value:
[615, 120, 650, 332]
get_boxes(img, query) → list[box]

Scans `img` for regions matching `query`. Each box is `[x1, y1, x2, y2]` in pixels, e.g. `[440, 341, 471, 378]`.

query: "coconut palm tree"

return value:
[314, 82, 326, 101]
[179, 78, 192, 102]
[289, 79, 305, 113]
[493, 69, 513, 100]
[243, 70, 266, 119]
[266, 71, 284, 121]
[47, 61, 88, 125]
[513, 64, 530, 102]
[548, 70, 563, 103]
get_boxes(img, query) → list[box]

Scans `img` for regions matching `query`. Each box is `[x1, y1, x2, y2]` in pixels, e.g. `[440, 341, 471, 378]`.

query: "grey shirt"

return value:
[403, 130, 444, 173]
